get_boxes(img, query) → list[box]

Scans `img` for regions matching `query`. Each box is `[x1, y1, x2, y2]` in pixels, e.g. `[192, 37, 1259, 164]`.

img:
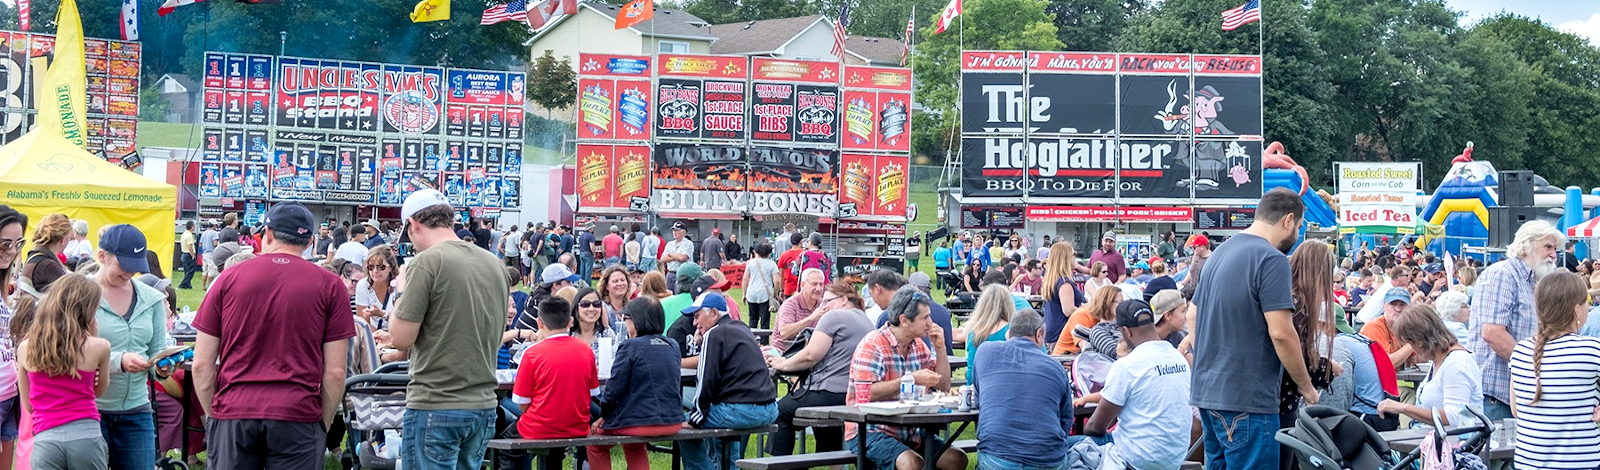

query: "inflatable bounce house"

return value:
[1262, 142, 1337, 248]
[1418, 143, 1600, 258]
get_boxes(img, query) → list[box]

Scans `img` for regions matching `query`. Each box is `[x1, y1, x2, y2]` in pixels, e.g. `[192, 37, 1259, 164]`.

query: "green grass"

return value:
[138, 121, 205, 148]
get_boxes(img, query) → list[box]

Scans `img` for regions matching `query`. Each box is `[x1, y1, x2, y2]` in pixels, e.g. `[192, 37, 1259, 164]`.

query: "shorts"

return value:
[0, 396, 19, 440]
[851, 431, 947, 470]
[205, 419, 326, 470]
[203, 255, 219, 277]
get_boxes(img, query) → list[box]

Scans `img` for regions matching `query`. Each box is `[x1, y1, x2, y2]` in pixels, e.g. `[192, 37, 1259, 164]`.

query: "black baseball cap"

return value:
[1115, 299, 1161, 328]
[672, 221, 686, 231]
[260, 202, 315, 237]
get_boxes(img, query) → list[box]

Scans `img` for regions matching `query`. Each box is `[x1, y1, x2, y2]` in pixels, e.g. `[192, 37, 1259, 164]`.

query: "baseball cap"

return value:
[710, 277, 733, 290]
[682, 292, 729, 316]
[692, 275, 717, 298]
[672, 221, 686, 231]
[1115, 299, 1161, 328]
[1133, 260, 1150, 270]
[712, 227, 721, 234]
[1383, 288, 1412, 305]
[1422, 263, 1443, 274]
[540, 263, 581, 285]
[1149, 290, 1184, 318]
[1102, 231, 1117, 241]
[401, 189, 451, 222]
[100, 224, 150, 273]
[260, 203, 315, 238]
[676, 262, 703, 282]
[907, 271, 933, 291]
[1186, 234, 1210, 248]
[135, 273, 171, 292]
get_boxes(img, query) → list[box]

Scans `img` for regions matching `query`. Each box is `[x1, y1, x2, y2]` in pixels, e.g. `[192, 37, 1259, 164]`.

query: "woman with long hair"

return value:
[1041, 242, 1085, 347]
[17, 274, 110, 470]
[963, 284, 1014, 384]
[570, 287, 625, 348]
[639, 271, 672, 300]
[354, 246, 399, 330]
[597, 266, 632, 321]
[1511, 272, 1600, 470]
[0, 206, 27, 470]
[1281, 241, 1338, 419]
[1053, 286, 1121, 355]
[20, 214, 72, 296]
[766, 282, 872, 456]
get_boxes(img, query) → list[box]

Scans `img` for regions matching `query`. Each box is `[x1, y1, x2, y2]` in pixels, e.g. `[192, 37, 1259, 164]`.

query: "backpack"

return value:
[791, 250, 831, 282]
[543, 234, 559, 256]
[1340, 333, 1400, 408]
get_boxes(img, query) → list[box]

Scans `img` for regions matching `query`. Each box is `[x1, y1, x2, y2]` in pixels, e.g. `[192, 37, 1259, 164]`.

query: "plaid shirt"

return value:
[1468, 257, 1536, 403]
[848, 326, 935, 442]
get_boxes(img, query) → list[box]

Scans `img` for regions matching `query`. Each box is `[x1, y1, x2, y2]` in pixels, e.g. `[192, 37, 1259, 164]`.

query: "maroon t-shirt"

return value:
[1089, 249, 1127, 281]
[193, 253, 357, 422]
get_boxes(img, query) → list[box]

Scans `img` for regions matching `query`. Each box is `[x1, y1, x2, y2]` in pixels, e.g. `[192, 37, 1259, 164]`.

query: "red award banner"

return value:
[838, 154, 909, 219]
[576, 144, 616, 209]
[657, 54, 748, 79]
[575, 144, 652, 211]
[843, 65, 912, 91]
[611, 145, 652, 207]
[752, 58, 839, 83]
[576, 78, 616, 139]
[838, 153, 875, 212]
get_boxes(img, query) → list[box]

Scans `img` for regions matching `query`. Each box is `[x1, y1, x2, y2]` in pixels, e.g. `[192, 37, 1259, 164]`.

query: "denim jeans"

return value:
[1482, 396, 1513, 422]
[977, 452, 1065, 470]
[101, 411, 156, 470]
[681, 402, 778, 470]
[401, 408, 496, 470]
[1199, 409, 1278, 470]
[639, 258, 658, 273]
[578, 253, 595, 286]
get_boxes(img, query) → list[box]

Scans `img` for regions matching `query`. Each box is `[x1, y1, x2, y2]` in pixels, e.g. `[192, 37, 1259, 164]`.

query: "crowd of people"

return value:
[3, 184, 1600, 470]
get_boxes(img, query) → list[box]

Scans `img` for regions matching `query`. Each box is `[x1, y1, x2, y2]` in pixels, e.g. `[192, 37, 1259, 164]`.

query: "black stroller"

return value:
[342, 362, 411, 470]
[1276, 405, 1496, 470]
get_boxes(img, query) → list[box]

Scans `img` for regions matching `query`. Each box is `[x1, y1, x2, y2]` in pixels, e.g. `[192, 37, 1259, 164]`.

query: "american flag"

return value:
[831, 3, 851, 59]
[1221, 0, 1260, 31]
[900, 9, 913, 66]
[483, 0, 530, 25]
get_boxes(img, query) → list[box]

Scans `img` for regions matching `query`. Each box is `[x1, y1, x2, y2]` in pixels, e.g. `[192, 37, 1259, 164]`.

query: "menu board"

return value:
[1194, 207, 1255, 230]
[960, 206, 1026, 230]
[0, 31, 141, 161]
[199, 51, 525, 209]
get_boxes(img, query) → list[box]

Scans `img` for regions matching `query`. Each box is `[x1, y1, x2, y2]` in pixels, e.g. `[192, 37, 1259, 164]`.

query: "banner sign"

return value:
[200, 51, 525, 210]
[577, 54, 652, 142]
[746, 146, 836, 195]
[654, 54, 748, 141]
[837, 153, 909, 220]
[576, 143, 651, 212]
[0, 32, 141, 161]
[649, 142, 838, 215]
[750, 58, 840, 145]
[1336, 162, 1419, 234]
[960, 206, 1026, 230]
[1025, 205, 1193, 222]
[959, 51, 1263, 202]
[839, 65, 911, 152]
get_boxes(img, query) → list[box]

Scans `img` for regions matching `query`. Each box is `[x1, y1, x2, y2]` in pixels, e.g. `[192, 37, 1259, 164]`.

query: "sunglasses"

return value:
[367, 264, 390, 271]
[577, 300, 604, 309]
[0, 239, 21, 251]
[820, 296, 840, 303]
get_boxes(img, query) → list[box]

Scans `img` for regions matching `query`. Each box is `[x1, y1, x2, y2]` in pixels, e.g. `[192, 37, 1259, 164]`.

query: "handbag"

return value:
[1420, 409, 1487, 470]
[782, 328, 815, 398]
[346, 392, 407, 431]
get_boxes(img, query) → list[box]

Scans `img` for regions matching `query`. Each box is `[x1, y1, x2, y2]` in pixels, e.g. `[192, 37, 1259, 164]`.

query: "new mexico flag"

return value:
[38, 0, 87, 149]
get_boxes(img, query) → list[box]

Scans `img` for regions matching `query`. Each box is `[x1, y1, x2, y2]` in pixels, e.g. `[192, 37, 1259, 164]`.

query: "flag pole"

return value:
[1258, 1, 1265, 57]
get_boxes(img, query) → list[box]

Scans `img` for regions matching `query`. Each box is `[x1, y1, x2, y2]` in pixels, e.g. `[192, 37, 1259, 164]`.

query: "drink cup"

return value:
[854, 382, 872, 404]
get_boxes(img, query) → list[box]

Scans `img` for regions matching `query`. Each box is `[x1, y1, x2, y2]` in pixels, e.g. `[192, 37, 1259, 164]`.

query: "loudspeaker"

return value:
[1488, 206, 1543, 247]
[1499, 170, 1536, 207]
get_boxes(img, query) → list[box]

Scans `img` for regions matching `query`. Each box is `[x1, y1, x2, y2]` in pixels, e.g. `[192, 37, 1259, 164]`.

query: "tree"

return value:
[1117, 0, 1341, 183]
[139, 86, 172, 122]
[845, 0, 948, 40]
[684, 0, 815, 25]
[1047, 0, 1147, 51]
[1472, 15, 1600, 187]
[528, 49, 576, 119]
[909, 0, 1063, 161]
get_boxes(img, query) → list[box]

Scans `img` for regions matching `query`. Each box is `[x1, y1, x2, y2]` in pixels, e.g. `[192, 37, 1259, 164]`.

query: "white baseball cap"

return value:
[402, 189, 451, 222]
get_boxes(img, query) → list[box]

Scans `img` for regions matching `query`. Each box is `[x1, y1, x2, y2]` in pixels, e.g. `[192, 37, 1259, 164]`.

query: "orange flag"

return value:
[615, 0, 652, 29]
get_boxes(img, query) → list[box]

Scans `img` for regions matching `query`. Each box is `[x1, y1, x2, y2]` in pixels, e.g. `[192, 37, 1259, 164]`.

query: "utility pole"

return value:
[279, 31, 286, 56]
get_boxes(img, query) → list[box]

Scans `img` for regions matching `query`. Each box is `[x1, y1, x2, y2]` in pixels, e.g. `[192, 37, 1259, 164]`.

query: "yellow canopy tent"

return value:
[0, 130, 176, 276]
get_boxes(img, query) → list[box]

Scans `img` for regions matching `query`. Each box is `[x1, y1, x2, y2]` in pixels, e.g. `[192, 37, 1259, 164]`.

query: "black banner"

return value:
[655, 79, 701, 139]
[795, 85, 839, 145]
[1195, 207, 1254, 230]
[959, 72, 1116, 136]
[651, 142, 745, 192]
[702, 80, 746, 140]
[960, 206, 1026, 230]
[1118, 75, 1262, 137]
[959, 137, 1262, 199]
[751, 82, 795, 142]
[746, 146, 836, 195]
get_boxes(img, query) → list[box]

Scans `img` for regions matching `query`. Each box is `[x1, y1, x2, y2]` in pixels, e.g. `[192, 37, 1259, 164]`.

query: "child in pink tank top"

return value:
[16, 274, 111, 470]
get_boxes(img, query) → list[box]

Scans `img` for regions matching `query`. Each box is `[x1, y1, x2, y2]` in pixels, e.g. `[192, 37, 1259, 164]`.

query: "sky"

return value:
[1447, 0, 1600, 45]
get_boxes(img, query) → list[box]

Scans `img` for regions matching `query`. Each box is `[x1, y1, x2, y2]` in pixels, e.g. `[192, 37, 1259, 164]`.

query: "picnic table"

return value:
[495, 368, 698, 390]
[795, 403, 1099, 470]
[1026, 295, 1045, 310]
[1380, 419, 1514, 461]
[751, 329, 773, 345]
[1396, 367, 1427, 383]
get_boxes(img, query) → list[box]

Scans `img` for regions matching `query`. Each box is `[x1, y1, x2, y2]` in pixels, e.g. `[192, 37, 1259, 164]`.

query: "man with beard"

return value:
[1470, 220, 1564, 422]
[1190, 188, 1311, 469]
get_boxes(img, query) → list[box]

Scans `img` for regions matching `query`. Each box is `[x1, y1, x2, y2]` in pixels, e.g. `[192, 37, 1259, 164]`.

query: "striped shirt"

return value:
[1510, 334, 1600, 469]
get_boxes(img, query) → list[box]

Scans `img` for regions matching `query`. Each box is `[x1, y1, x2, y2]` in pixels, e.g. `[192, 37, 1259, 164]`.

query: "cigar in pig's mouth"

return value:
[1162, 114, 1189, 121]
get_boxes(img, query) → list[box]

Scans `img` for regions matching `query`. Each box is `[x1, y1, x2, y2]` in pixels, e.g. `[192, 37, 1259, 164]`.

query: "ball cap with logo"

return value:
[100, 224, 151, 273]
[682, 292, 729, 316]
[1115, 299, 1162, 328]
[259, 202, 315, 238]
[401, 189, 452, 222]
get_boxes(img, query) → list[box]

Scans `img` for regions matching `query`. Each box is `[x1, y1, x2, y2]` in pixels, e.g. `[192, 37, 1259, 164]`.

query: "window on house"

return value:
[659, 41, 689, 53]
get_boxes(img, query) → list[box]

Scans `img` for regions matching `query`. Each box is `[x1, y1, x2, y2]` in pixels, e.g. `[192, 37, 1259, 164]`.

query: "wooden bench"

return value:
[735, 451, 856, 470]
[488, 425, 776, 470]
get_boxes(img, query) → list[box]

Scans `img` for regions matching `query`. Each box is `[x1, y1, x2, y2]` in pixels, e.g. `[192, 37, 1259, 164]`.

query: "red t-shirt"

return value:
[513, 335, 598, 439]
[192, 253, 357, 422]
[776, 248, 803, 297]
[602, 234, 625, 259]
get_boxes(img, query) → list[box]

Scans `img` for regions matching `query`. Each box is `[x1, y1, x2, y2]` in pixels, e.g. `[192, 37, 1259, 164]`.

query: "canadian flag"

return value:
[526, 0, 578, 31]
[157, 0, 205, 16]
[933, 0, 961, 35]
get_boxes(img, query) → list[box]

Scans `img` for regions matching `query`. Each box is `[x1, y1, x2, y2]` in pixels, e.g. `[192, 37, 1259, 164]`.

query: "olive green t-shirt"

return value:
[394, 240, 509, 410]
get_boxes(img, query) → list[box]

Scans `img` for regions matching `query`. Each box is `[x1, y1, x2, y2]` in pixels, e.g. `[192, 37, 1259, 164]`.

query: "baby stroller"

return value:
[1276, 405, 1397, 470]
[1387, 407, 1496, 470]
[342, 362, 410, 470]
